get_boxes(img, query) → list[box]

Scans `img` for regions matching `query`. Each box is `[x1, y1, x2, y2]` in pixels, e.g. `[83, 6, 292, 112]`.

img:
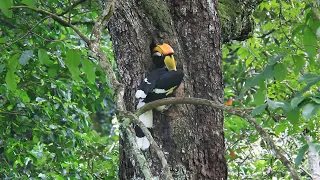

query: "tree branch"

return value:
[10, 6, 90, 45]
[125, 128, 153, 179]
[135, 97, 300, 180]
[119, 111, 174, 180]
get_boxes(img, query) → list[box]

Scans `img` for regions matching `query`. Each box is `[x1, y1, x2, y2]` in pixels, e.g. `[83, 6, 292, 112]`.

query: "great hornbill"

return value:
[135, 43, 184, 150]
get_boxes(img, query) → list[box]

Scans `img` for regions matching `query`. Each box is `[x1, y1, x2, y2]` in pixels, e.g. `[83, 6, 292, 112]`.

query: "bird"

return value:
[134, 43, 184, 150]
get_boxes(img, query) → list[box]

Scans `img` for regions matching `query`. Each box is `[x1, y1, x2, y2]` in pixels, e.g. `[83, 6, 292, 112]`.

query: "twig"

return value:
[135, 97, 300, 180]
[277, 1, 304, 51]
[71, 20, 95, 25]
[10, 6, 90, 45]
[31, 32, 63, 42]
[119, 111, 174, 180]
[258, 29, 275, 38]
[6, 16, 48, 47]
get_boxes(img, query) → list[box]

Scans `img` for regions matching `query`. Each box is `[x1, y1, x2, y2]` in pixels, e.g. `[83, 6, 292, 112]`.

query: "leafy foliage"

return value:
[0, 0, 118, 179]
[223, 0, 320, 179]
[1, 0, 319, 179]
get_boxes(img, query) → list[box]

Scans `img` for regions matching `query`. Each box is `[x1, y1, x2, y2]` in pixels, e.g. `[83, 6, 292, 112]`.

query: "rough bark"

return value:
[219, 0, 263, 42]
[109, 0, 260, 179]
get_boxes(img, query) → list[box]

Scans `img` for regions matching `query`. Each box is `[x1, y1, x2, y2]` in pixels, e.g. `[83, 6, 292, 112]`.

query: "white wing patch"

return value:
[153, 88, 167, 94]
[153, 86, 177, 95]
[144, 78, 151, 84]
[135, 90, 147, 98]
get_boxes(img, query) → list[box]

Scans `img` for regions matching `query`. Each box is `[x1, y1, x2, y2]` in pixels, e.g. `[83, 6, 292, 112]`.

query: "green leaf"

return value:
[302, 103, 320, 120]
[286, 109, 300, 124]
[317, 27, 320, 37]
[267, 99, 284, 110]
[0, 0, 13, 18]
[252, 104, 267, 116]
[38, 49, 52, 66]
[0, 37, 8, 44]
[19, 50, 33, 66]
[273, 63, 287, 82]
[8, 54, 19, 70]
[295, 144, 309, 167]
[303, 27, 317, 57]
[314, 143, 320, 152]
[66, 49, 81, 80]
[6, 70, 17, 91]
[298, 74, 320, 83]
[293, 55, 305, 75]
[21, 0, 35, 8]
[291, 96, 305, 108]
[268, 54, 283, 65]
[82, 59, 96, 83]
[48, 66, 58, 78]
[0, 64, 4, 73]
[311, 97, 320, 104]
[275, 123, 287, 136]
[254, 90, 265, 105]
[16, 90, 30, 103]
[66, 49, 81, 68]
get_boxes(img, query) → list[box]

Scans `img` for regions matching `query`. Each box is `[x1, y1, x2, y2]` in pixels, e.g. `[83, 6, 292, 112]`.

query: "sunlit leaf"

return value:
[0, 0, 13, 18]
[314, 143, 320, 152]
[66, 49, 81, 81]
[21, 0, 35, 8]
[0, 37, 8, 44]
[252, 104, 267, 116]
[302, 103, 320, 120]
[303, 27, 317, 57]
[5, 70, 17, 91]
[317, 27, 320, 37]
[298, 74, 320, 83]
[82, 59, 96, 83]
[291, 96, 305, 108]
[293, 55, 305, 75]
[267, 99, 284, 110]
[268, 54, 283, 65]
[254, 90, 265, 105]
[275, 123, 286, 136]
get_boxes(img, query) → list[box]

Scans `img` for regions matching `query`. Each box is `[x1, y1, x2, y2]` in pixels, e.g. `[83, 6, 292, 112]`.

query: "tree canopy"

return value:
[0, 0, 319, 179]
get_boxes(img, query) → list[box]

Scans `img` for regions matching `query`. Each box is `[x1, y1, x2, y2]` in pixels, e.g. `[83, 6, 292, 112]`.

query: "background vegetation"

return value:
[0, 0, 319, 179]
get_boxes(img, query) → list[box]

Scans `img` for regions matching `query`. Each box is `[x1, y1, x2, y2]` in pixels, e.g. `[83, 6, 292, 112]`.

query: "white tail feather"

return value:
[139, 110, 153, 128]
[136, 136, 150, 150]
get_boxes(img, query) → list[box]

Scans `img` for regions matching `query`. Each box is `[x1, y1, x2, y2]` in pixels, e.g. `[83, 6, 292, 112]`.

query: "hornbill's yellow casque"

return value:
[135, 43, 184, 150]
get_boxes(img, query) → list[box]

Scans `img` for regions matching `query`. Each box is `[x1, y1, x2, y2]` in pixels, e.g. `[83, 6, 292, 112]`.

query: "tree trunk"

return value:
[109, 0, 242, 179]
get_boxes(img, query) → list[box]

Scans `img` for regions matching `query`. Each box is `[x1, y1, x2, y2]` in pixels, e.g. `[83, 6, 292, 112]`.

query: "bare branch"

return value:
[119, 111, 174, 180]
[10, 6, 90, 45]
[135, 97, 300, 180]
